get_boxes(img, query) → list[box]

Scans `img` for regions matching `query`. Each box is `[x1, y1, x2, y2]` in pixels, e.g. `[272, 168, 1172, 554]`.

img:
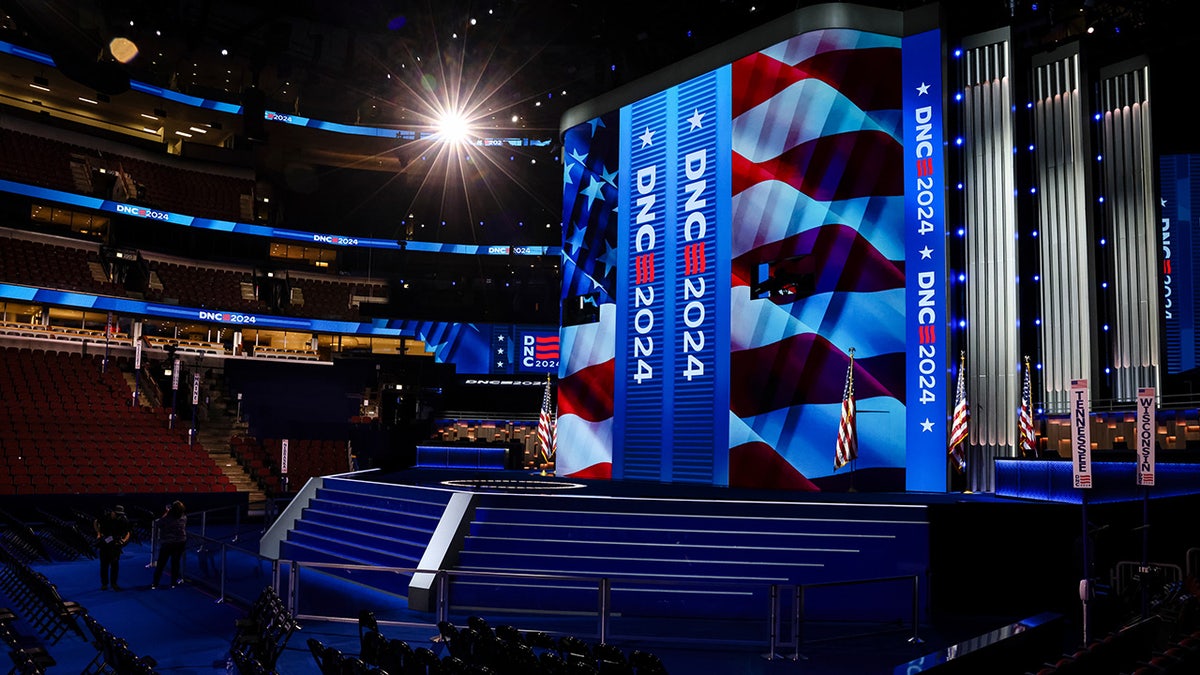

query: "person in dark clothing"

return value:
[94, 505, 131, 590]
[152, 500, 188, 589]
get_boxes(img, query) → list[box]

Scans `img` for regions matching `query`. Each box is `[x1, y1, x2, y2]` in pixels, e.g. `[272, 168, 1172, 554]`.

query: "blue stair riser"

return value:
[293, 520, 427, 560]
[475, 500, 928, 522]
[470, 510, 927, 535]
[322, 478, 455, 503]
[459, 536, 924, 565]
[280, 541, 413, 596]
[444, 581, 907, 621]
[310, 499, 443, 529]
[286, 530, 420, 568]
[314, 488, 450, 518]
[302, 508, 437, 543]
[464, 525, 925, 550]
[453, 554, 927, 586]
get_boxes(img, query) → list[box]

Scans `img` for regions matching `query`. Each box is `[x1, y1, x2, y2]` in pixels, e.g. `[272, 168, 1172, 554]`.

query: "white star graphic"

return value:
[920, 418, 935, 432]
[919, 246, 933, 259]
[1162, 198, 1168, 207]
[687, 108, 705, 131]
[497, 335, 505, 342]
[917, 82, 930, 96]
[497, 348, 505, 355]
[497, 361, 505, 368]
[639, 126, 655, 148]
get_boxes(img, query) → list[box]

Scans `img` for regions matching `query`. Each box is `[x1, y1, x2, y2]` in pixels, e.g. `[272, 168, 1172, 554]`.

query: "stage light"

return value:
[435, 112, 471, 144]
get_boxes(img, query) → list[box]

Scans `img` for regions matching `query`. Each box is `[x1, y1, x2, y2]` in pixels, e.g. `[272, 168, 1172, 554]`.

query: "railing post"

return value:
[289, 561, 299, 617]
[232, 505, 241, 543]
[790, 584, 808, 661]
[762, 583, 778, 660]
[598, 578, 610, 644]
[216, 542, 227, 604]
[907, 575, 924, 645]
[147, 520, 158, 567]
[436, 570, 449, 625]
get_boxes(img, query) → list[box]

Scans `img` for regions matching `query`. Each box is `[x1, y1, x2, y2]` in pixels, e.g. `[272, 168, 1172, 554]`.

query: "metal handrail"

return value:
[784, 574, 923, 660]
[177, 535, 926, 656]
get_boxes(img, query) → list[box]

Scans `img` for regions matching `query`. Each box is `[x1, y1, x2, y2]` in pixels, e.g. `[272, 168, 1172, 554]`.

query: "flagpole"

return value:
[834, 347, 858, 491]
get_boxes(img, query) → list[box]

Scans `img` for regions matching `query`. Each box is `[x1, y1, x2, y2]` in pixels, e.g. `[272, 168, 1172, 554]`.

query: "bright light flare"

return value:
[435, 111, 472, 144]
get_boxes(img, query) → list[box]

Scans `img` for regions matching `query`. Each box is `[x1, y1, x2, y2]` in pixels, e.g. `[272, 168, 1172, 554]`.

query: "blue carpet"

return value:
[6, 538, 1030, 675]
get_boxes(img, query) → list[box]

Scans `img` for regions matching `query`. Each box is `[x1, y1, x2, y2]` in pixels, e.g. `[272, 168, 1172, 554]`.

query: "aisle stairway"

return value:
[194, 372, 268, 516]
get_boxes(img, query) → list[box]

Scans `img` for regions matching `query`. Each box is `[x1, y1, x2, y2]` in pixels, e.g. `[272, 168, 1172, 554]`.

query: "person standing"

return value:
[152, 500, 187, 589]
[94, 505, 131, 590]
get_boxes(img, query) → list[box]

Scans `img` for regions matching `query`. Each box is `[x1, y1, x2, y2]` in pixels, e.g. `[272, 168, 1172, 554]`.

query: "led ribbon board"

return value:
[0, 179, 558, 256]
[0, 283, 563, 375]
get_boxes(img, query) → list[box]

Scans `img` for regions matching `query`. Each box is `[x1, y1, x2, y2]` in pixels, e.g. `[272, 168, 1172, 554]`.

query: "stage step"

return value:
[448, 493, 930, 621]
[279, 478, 455, 597]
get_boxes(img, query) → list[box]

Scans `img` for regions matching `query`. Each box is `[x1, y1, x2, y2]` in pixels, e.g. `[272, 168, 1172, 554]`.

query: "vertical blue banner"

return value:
[616, 91, 672, 481]
[902, 29, 950, 491]
[1159, 155, 1197, 374]
[671, 70, 728, 484]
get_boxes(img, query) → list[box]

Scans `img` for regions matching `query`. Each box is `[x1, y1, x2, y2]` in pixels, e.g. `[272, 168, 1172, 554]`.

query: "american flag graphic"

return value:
[558, 29, 908, 484]
[834, 352, 857, 470]
[1018, 356, 1036, 457]
[556, 111, 619, 478]
[728, 28, 905, 489]
[948, 352, 968, 473]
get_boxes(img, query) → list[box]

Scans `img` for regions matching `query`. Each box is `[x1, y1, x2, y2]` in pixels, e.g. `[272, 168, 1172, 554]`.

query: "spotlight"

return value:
[435, 112, 471, 144]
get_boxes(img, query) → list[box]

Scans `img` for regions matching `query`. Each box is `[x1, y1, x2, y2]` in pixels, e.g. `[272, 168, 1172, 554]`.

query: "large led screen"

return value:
[559, 19, 948, 491]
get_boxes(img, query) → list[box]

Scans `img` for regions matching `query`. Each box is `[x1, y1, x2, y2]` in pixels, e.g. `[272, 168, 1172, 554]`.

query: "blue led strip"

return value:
[263, 111, 553, 147]
[1159, 155, 1197, 374]
[615, 90, 671, 482]
[0, 178, 559, 256]
[0, 39, 551, 146]
[902, 29, 949, 491]
[670, 70, 723, 485]
[129, 81, 243, 114]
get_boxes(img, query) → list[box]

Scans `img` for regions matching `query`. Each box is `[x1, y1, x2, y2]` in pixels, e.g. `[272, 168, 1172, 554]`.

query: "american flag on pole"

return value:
[537, 377, 556, 463]
[834, 349, 857, 470]
[1018, 356, 1036, 457]
[948, 351, 968, 473]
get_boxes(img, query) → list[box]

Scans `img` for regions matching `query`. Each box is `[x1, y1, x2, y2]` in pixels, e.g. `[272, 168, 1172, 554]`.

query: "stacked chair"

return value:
[357, 613, 668, 675]
[1, 606, 55, 675]
[229, 586, 300, 674]
[81, 612, 159, 674]
[0, 543, 87, 646]
[308, 637, 387, 675]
